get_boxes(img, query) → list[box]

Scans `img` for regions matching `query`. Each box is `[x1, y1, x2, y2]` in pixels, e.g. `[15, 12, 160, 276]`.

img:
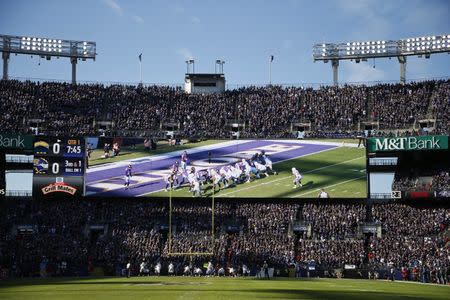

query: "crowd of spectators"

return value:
[429, 80, 450, 135]
[301, 203, 365, 239]
[433, 171, 450, 192]
[295, 239, 365, 268]
[370, 81, 435, 129]
[368, 204, 449, 282]
[392, 170, 450, 193]
[223, 203, 297, 269]
[0, 79, 449, 138]
[0, 200, 448, 282]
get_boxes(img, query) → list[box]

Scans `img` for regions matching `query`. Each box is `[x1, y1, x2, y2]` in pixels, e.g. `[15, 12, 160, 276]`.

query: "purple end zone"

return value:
[86, 140, 336, 197]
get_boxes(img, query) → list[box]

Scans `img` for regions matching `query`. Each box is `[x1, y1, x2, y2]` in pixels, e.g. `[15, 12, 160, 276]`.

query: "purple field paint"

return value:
[85, 140, 336, 197]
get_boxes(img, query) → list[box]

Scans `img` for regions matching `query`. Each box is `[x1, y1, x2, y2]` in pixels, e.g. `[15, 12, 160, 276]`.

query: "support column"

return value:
[398, 56, 406, 85]
[2, 52, 10, 80]
[71, 57, 77, 84]
[332, 59, 339, 87]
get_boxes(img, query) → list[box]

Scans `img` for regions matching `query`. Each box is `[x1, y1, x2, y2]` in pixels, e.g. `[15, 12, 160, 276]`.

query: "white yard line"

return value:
[289, 176, 366, 198]
[219, 155, 365, 197]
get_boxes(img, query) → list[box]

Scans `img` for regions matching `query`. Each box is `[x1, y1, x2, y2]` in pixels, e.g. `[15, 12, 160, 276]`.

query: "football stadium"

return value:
[0, 1, 449, 299]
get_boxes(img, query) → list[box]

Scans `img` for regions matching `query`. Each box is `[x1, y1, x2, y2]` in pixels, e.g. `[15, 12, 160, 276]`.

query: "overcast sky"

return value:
[1, 0, 449, 86]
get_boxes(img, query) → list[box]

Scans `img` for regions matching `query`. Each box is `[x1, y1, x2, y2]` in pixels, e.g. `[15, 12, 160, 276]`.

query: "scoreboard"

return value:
[33, 137, 86, 197]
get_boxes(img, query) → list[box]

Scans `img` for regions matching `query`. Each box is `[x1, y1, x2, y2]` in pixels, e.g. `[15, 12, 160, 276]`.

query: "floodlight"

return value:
[312, 33, 449, 86]
[1, 33, 96, 83]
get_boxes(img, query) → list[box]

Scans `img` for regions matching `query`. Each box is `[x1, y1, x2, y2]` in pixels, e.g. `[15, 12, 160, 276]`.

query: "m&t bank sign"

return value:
[368, 136, 449, 152]
[0, 134, 34, 150]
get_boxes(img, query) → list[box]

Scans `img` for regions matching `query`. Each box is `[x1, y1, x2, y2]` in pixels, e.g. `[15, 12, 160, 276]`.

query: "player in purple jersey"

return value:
[171, 161, 180, 187]
[124, 164, 132, 190]
[164, 173, 176, 191]
[181, 151, 188, 163]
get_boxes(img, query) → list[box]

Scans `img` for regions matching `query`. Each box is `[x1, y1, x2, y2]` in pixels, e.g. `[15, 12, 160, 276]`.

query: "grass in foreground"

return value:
[0, 277, 448, 300]
[150, 146, 366, 198]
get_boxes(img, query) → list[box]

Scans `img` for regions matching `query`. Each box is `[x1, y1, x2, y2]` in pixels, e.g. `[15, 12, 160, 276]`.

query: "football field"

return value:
[86, 139, 366, 198]
[0, 277, 448, 300]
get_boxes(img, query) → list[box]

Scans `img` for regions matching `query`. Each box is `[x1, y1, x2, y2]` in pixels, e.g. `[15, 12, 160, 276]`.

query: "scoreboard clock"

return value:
[33, 137, 86, 197]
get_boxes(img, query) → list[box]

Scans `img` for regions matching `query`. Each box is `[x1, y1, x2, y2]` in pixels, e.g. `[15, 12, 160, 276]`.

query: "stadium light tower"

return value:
[215, 59, 225, 74]
[313, 34, 450, 86]
[0, 34, 96, 84]
[186, 59, 195, 74]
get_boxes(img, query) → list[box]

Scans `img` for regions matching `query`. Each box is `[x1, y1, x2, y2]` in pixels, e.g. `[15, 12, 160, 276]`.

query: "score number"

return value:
[51, 161, 60, 174]
[51, 142, 81, 155]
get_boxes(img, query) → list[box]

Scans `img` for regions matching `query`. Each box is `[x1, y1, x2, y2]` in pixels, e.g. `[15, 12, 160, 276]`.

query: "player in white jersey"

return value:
[318, 189, 329, 198]
[139, 261, 148, 276]
[168, 262, 174, 276]
[206, 261, 214, 276]
[261, 152, 277, 175]
[254, 161, 269, 177]
[183, 265, 191, 276]
[292, 167, 303, 188]
[234, 163, 244, 183]
[192, 180, 201, 197]
[241, 159, 252, 183]
[194, 267, 203, 276]
[154, 262, 161, 276]
[187, 167, 197, 188]
[219, 166, 233, 188]
[209, 168, 222, 192]
[228, 165, 238, 185]
[226, 166, 237, 186]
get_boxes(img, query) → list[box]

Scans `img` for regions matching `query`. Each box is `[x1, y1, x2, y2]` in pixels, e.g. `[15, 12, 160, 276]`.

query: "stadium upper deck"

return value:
[0, 79, 449, 138]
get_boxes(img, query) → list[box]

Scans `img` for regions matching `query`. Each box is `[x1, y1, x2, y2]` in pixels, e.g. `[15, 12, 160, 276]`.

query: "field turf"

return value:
[89, 140, 227, 166]
[150, 146, 366, 198]
[0, 277, 448, 300]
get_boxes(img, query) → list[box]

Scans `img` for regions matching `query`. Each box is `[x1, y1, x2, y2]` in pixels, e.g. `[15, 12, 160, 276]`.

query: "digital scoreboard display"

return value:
[367, 135, 450, 199]
[33, 137, 86, 197]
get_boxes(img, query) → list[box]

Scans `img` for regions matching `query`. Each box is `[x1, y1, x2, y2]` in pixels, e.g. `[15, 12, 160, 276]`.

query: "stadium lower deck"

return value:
[85, 140, 337, 197]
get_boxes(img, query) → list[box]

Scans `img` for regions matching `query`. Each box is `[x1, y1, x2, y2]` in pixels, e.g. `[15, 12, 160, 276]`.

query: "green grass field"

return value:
[89, 140, 227, 166]
[88, 138, 358, 167]
[150, 146, 366, 198]
[0, 277, 448, 300]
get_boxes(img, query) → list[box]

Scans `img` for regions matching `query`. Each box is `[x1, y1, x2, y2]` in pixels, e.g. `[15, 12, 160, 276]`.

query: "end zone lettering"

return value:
[368, 135, 449, 152]
[41, 182, 77, 195]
